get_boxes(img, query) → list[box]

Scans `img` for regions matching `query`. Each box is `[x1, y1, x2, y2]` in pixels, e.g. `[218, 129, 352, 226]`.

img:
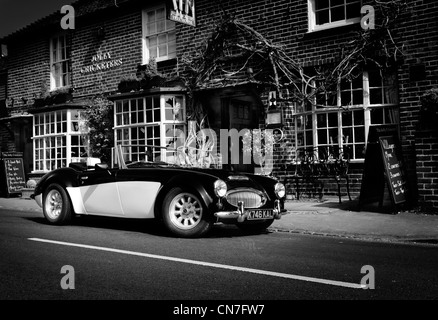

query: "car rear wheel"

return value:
[162, 187, 212, 238]
[43, 183, 72, 225]
[237, 219, 274, 234]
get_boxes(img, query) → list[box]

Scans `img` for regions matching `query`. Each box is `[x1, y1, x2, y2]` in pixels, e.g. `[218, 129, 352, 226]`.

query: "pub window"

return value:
[142, 6, 176, 63]
[308, 0, 362, 32]
[114, 95, 186, 163]
[33, 109, 88, 172]
[294, 70, 399, 162]
[50, 34, 71, 89]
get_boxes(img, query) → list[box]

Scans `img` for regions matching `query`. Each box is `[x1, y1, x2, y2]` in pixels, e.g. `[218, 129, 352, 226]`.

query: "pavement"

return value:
[1, 194, 437, 245]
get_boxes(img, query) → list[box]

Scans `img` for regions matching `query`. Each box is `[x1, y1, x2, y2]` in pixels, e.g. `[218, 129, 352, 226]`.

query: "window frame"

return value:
[308, 0, 362, 33]
[293, 70, 399, 163]
[114, 94, 186, 163]
[142, 5, 176, 64]
[49, 34, 71, 90]
[32, 109, 88, 173]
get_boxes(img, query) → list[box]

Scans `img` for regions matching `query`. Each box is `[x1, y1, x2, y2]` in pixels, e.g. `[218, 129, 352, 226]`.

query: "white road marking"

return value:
[29, 237, 365, 289]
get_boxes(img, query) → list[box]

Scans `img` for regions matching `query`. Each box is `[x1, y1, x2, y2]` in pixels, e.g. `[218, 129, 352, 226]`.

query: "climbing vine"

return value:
[179, 0, 408, 109]
[82, 96, 114, 163]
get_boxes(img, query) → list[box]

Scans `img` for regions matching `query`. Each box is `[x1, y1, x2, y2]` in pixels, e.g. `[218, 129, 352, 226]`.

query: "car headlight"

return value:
[275, 182, 286, 199]
[214, 179, 227, 198]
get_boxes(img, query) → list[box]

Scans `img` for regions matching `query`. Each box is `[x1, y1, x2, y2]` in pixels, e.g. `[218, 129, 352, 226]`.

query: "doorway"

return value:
[221, 97, 260, 173]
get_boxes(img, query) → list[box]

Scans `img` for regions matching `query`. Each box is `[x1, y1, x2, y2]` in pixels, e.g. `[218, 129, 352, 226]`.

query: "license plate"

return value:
[248, 210, 274, 220]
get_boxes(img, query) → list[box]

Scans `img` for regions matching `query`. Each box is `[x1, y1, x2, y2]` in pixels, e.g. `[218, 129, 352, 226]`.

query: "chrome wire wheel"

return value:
[169, 193, 203, 230]
[44, 189, 63, 220]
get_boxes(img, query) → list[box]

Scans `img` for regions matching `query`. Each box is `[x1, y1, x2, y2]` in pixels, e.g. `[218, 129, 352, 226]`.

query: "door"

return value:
[222, 98, 257, 173]
[78, 169, 122, 216]
[115, 168, 162, 219]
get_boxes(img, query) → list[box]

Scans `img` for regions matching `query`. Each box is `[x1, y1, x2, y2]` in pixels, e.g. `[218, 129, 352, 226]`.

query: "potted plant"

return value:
[118, 75, 140, 93]
[33, 82, 50, 107]
[136, 58, 166, 90]
[49, 87, 73, 104]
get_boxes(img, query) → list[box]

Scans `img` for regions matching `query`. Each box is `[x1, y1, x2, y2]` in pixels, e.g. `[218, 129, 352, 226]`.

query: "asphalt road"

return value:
[1, 207, 437, 304]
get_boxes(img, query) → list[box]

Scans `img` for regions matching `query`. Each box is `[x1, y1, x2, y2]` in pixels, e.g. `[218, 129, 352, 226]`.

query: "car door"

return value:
[78, 168, 124, 216]
[115, 168, 163, 219]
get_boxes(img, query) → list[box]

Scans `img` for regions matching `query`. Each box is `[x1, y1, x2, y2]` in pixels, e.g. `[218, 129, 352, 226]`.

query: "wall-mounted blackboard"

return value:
[2, 158, 26, 195]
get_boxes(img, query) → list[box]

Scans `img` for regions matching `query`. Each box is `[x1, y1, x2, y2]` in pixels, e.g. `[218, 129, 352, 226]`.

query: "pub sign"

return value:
[167, 0, 196, 27]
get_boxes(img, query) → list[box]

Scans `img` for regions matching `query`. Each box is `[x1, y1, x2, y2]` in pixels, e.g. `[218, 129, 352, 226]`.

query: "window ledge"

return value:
[303, 21, 362, 40]
[49, 85, 72, 93]
[108, 87, 186, 101]
[157, 58, 177, 68]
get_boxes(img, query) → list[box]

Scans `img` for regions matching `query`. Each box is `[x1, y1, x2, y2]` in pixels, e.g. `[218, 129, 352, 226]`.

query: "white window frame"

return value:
[50, 34, 71, 90]
[308, 0, 362, 32]
[294, 70, 399, 162]
[114, 95, 186, 163]
[32, 109, 88, 173]
[142, 5, 176, 64]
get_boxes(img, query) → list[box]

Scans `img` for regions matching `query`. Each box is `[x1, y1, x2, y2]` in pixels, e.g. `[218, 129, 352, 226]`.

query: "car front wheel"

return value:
[162, 188, 212, 238]
[43, 183, 72, 225]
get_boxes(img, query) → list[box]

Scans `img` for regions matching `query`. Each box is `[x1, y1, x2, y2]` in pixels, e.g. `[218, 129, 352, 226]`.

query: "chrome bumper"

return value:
[214, 200, 284, 223]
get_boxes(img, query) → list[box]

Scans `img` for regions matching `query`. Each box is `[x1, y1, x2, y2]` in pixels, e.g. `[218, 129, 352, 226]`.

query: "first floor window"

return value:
[50, 34, 71, 89]
[294, 70, 399, 161]
[309, 0, 362, 32]
[114, 94, 186, 163]
[142, 6, 176, 63]
[33, 109, 88, 172]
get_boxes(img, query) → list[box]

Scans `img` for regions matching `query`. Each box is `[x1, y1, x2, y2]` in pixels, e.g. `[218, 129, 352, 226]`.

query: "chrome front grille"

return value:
[225, 190, 265, 208]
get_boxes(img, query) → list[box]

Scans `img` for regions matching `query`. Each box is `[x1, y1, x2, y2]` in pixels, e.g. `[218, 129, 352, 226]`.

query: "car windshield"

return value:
[113, 144, 221, 169]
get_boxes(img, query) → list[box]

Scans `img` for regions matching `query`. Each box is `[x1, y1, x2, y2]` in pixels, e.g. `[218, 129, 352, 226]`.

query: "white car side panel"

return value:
[34, 194, 43, 208]
[79, 183, 123, 216]
[117, 181, 161, 219]
[67, 182, 161, 218]
[67, 187, 87, 214]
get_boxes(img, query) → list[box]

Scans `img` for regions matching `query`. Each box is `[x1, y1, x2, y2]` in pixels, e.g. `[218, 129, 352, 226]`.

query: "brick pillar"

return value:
[415, 130, 438, 213]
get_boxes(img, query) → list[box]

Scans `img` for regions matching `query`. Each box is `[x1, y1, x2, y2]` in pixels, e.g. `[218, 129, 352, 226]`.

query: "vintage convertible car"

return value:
[32, 145, 286, 238]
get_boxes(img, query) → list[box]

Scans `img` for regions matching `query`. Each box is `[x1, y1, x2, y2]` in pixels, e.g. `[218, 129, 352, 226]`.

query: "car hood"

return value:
[176, 166, 278, 191]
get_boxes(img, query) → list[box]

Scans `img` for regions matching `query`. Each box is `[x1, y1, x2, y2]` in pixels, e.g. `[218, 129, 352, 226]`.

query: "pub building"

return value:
[0, 0, 437, 212]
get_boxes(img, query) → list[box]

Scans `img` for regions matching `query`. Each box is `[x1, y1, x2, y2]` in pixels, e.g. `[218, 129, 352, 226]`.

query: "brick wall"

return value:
[395, 1, 438, 210]
[415, 131, 438, 212]
[4, 7, 143, 109]
[6, 36, 50, 113]
[177, 0, 438, 208]
[177, 0, 372, 199]
[71, 10, 143, 98]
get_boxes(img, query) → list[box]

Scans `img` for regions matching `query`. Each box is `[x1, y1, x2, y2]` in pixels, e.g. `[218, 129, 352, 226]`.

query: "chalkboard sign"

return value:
[379, 136, 407, 205]
[359, 141, 385, 206]
[359, 127, 408, 211]
[3, 158, 26, 194]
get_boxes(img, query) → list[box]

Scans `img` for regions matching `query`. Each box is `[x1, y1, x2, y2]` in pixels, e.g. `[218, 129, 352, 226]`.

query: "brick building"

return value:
[0, 0, 437, 212]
